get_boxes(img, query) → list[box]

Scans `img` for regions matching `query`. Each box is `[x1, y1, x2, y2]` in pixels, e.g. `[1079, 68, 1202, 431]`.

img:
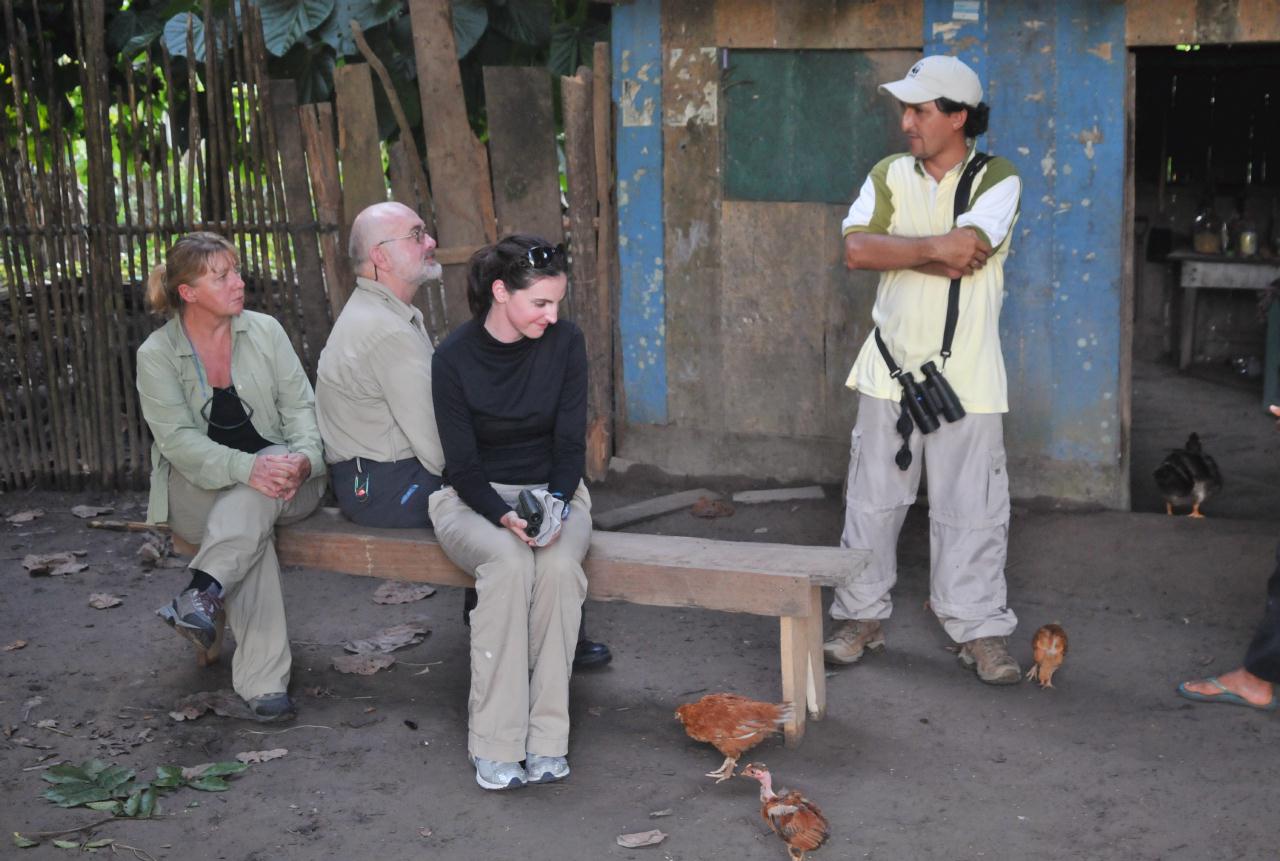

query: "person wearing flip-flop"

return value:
[1176, 404, 1280, 712]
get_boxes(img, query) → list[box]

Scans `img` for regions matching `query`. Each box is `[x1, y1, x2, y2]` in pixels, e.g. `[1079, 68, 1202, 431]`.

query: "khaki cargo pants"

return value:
[429, 482, 592, 764]
[166, 446, 325, 701]
[832, 395, 1017, 643]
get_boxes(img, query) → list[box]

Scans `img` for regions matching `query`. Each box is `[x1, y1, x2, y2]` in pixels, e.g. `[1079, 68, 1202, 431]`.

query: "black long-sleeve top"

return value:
[431, 318, 587, 526]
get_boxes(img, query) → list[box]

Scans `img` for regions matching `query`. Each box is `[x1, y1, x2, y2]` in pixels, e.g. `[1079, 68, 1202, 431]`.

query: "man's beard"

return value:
[422, 260, 443, 282]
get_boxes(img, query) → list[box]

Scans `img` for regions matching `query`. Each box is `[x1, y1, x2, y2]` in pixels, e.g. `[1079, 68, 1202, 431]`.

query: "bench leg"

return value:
[779, 615, 808, 747]
[806, 585, 827, 721]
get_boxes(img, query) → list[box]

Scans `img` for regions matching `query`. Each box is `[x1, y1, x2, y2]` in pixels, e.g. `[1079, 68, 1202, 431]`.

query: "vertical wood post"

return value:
[333, 63, 387, 255]
[484, 66, 564, 246]
[298, 103, 355, 317]
[270, 79, 332, 371]
[562, 67, 611, 482]
[408, 0, 496, 330]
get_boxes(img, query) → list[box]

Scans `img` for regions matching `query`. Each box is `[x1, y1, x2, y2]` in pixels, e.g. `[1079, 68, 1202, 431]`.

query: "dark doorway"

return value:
[1129, 44, 1280, 517]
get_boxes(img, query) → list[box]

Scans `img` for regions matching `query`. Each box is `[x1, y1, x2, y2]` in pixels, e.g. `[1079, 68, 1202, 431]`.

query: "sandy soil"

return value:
[1, 475, 1277, 860]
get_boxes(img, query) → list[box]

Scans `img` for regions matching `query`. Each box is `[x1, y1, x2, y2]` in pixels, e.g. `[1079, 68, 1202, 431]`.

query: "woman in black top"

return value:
[429, 235, 593, 790]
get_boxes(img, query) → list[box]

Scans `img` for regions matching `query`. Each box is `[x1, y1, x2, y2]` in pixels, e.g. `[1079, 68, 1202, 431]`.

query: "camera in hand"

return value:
[900, 362, 966, 435]
[515, 489, 544, 537]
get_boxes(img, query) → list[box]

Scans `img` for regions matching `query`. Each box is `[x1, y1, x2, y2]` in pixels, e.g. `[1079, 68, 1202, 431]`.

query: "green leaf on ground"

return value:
[52, 839, 81, 849]
[12, 833, 39, 849]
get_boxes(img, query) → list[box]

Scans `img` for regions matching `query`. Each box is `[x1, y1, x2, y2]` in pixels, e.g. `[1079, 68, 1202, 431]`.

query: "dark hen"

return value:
[1154, 432, 1222, 518]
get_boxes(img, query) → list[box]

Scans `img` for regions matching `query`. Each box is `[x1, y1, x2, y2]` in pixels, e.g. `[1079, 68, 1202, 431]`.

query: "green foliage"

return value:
[38, 758, 249, 821]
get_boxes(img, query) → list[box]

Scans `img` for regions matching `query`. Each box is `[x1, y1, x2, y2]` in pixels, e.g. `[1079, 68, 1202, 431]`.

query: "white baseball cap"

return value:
[879, 55, 983, 106]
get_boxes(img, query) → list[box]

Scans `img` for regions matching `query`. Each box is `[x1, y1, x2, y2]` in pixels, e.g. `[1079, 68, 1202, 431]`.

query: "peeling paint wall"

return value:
[926, 0, 1128, 504]
[613, 0, 667, 423]
[612, 0, 1131, 503]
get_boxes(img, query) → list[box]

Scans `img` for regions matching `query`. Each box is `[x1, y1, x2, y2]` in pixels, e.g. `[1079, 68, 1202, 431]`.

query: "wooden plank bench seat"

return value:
[174, 507, 871, 745]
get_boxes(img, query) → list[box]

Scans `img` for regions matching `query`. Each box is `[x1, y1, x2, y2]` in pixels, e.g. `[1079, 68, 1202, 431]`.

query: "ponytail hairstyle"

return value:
[465, 234, 568, 320]
[145, 231, 239, 316]
[935, 97, 990, 138]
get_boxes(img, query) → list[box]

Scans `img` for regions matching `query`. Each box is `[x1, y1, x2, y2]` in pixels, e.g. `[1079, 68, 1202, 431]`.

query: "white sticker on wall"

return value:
[953, 1, 980, 22]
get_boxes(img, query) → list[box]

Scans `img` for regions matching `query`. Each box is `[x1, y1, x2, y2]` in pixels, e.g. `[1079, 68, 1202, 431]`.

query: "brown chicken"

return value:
[739, 763, 830, 861]
[1026, 623, 1068, 688]
[674, 693, 793, 782]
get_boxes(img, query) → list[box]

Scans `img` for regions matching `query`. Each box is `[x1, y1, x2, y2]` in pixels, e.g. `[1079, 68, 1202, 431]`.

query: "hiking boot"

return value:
[525, 754, 570, 784]
[246, 692, 296, 722]
[156, 587, 224, 652]
[472, 756, 527, 791]
[573, 639, 612, 670]
[823, 619, 885, 665]
[958, 636, 1021, 685]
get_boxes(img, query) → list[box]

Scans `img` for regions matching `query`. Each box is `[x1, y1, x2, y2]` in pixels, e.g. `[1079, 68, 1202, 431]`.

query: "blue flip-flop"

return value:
[1176, 677, 1279, 711]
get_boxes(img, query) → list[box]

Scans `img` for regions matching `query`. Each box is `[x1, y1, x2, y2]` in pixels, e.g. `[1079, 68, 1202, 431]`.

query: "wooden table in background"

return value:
[1167, 251, 1280, 382]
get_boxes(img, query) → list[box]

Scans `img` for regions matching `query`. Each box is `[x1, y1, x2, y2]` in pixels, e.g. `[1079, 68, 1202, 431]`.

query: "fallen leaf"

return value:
[12, 832, 39, 848]
[70, 505, 113, 519]
[333, 653, 396, 675]
[690, 497, 734, 519]
[235, 748, 288, 764]
[417, 828, 433, 838]
[168, 689, 255, 722]
[3, 640, 26, 651]
[23, 552, 89, 577]
[35, 719, 58, 730]
[617, 829, 666, 848]
[344, 621, 430, 654]
[88, 593, 122, 610]
[6, 508, 45, 524]
[372, 581, 437, 604]
[649, 809, 673, 818]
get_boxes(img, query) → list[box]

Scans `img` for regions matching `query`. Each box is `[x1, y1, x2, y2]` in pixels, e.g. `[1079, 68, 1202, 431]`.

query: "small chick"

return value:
[740, 763, 830, 861]
[1026, 623, 1068, 689]
[674, 693, 792, 782]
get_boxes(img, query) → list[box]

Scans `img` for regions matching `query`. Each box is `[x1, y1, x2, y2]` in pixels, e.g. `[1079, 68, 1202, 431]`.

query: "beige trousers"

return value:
[429, 482, 592, 763]
[166, 445, 325, 700]
[833, 395, 1017, 642]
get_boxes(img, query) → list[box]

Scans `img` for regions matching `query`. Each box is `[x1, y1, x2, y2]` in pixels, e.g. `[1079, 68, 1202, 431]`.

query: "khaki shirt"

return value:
[136, 310, 326, 524]
[315, 277, 445, 473]
[841, 147, 1022, 413]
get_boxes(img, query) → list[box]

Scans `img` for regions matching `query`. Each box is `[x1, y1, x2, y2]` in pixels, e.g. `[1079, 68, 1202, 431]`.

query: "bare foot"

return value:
[1180, 667, 1275, 707]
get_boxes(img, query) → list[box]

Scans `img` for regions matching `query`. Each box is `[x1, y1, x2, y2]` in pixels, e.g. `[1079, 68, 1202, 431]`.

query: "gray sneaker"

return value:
[823, 619, 885, 665]
[246, 692, 296, 723]
[156, 587, 224, 651]
[525, 754, 569, 784]
[958, 636, 1021, 685]
[472, 757, 527, 791]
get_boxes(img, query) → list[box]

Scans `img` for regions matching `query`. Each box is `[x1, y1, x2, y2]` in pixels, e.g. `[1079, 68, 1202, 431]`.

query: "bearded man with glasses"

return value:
[316, 201, 447, 530]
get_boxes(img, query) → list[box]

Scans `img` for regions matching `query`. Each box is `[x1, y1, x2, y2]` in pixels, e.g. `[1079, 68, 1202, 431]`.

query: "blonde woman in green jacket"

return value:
[137, 232, 326, 722]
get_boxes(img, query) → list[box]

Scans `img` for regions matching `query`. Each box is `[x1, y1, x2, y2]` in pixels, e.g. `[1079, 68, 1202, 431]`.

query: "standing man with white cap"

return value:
[824, 55, 1024, 685]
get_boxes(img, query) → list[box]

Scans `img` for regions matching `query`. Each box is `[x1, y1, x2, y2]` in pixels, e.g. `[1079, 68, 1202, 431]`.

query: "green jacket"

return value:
[136, 310, 326, 524]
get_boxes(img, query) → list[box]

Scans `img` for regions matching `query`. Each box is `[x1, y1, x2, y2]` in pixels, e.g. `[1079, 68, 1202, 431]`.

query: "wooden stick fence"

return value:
[0, 0, 334, 490]
[0, 0, 618, 492]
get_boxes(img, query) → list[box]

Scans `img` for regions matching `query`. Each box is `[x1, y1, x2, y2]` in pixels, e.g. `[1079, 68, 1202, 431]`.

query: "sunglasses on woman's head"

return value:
[520, 244, 566, 270]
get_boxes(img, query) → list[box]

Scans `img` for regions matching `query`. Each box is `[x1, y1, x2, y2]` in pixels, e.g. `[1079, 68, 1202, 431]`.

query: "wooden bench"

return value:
[175, 507, 870, 745]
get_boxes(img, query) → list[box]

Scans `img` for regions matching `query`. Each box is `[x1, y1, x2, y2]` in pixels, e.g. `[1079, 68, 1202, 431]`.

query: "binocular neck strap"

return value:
[942, 151, 993, 367]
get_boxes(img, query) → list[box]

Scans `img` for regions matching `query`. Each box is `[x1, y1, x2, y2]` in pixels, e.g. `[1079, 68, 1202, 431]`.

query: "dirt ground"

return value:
[2, 449, 1277, 861]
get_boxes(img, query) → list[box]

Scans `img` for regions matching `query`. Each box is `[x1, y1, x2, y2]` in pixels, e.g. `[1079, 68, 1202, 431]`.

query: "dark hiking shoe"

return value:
[823, 619, 885, 665]
[156, 587, 224, 652]
[573, 639, 612, 670]
[958, 636, 1021, 685]
[246, 692, 296, 722]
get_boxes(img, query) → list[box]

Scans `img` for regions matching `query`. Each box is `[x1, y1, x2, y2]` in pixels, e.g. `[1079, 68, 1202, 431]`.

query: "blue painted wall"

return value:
[611, 1, 1129, 503]
[925, 0, 1127, 502]
[611, 0, 667, 424]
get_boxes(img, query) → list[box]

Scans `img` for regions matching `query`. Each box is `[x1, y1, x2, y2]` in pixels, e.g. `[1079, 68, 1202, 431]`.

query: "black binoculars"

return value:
[898, 361, 965, 434]
[515, 489, 544, 537]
